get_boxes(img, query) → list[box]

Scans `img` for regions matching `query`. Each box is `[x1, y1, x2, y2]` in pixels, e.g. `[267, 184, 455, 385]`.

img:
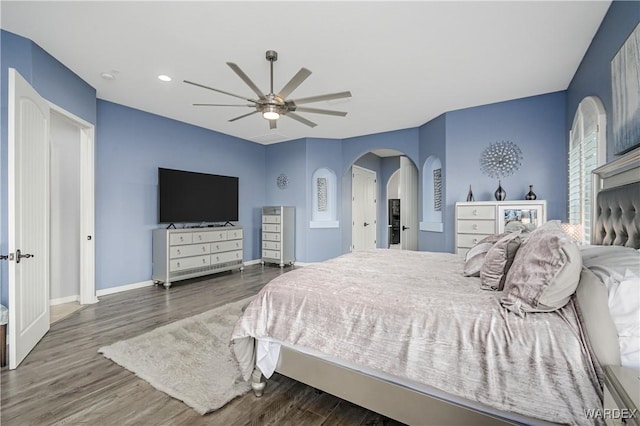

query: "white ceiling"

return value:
[1, 1, 611, 145]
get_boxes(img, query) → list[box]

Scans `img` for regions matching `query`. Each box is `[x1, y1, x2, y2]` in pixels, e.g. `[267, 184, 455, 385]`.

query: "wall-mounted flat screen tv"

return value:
[158, 168, 239, 223]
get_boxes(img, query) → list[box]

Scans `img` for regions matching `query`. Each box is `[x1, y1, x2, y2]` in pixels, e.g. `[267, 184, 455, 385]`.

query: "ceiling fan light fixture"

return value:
[262, 107, 280, 120]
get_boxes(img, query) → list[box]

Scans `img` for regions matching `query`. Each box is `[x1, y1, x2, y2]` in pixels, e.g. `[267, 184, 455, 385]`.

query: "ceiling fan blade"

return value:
[277, 68, 312, 99]
[229, 110, 259, 122]
[193, 103, 254, 107]
[292, 106, 347, 117]
[289, 91, 352, 105]
[269, 119, 277, 130]
[184, 80, 258, 103]
[285, 112, 317, 128]
[227, 62, 267, 100]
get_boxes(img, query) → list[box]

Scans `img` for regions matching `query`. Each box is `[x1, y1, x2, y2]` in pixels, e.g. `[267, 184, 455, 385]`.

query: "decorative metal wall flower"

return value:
[479, 140, 523, 179]
[479, 141, 523, 201]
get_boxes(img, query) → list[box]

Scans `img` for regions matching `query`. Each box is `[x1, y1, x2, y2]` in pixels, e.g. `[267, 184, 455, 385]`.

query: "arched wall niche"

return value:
[310, 167, 339, 228]
[420, 155, 443, 232]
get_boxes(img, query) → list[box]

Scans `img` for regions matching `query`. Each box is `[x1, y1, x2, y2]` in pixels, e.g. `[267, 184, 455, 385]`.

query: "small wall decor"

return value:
[480, 140, 523, 201]
[276, 173, 288, 189]
[433, 168, 442, 212]
[317, 177, 328, 211]
[612, 22, 640, 155]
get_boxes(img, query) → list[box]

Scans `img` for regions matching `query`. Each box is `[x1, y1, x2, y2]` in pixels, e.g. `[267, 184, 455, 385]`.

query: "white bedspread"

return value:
[231, 249, 603, 425]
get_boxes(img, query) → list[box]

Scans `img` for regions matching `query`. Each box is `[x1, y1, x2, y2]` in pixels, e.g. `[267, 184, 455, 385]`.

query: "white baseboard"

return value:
[243, 259, 262, 266]
[50, 295, 80, 306]
[96, 280, 155, 297]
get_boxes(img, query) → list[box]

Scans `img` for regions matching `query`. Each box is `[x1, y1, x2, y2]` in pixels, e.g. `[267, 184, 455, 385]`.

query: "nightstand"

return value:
[603, 365, 639, 426]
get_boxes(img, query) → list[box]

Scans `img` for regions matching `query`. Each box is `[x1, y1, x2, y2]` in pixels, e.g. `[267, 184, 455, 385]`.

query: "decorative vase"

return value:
[494, 181, 506, 201]
[466, 185, 474, 202]
[525, 185, 537, 200]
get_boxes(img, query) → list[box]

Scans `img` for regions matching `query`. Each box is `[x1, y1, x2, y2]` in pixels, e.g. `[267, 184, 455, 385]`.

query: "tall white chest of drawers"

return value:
[455, 201, 546, 256]
[261, 206, 295, 267]
[152, 226, 243, 288]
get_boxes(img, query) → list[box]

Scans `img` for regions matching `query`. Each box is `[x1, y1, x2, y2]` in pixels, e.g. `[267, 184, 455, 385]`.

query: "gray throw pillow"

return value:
[480, 232, 523, 291]
[463, 242, 494, 277]
[501, 221, 582, 316]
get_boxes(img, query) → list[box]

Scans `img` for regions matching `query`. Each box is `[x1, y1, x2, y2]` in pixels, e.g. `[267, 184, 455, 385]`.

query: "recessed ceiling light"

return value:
[158, 75, 172, 82]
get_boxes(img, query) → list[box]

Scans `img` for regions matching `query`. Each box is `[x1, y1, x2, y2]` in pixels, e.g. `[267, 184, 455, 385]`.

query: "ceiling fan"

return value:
[184, 50, 352, 129]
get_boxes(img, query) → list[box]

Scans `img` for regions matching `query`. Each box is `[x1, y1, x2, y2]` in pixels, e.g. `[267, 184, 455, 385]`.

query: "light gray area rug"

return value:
[98, 297, 253, 415]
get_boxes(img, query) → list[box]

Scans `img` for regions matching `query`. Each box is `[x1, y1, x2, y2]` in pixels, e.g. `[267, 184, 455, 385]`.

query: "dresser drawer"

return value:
[457, 233, 493, 248]
[263, 232, 281, 242]
[169, 233, 193, 246]
[212, 239, 242, 253]
[212, 250, 242, 264]
[262, 249, 280, 259]
[457, 220, 496, 234]
[170, 244, 210, 259]
[262, 241, 280, 250]
[191, 231, 221, 243]
[227, 228, 243, 240]
[263, 223, 281, 233]
[169, 255, 210, 271]
[457, 205, 495, 220]
[262, 215, 281, 224]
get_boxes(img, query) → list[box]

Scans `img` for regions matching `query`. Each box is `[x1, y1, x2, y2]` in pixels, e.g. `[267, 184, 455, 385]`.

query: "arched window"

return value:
[569, 96, 606, 244]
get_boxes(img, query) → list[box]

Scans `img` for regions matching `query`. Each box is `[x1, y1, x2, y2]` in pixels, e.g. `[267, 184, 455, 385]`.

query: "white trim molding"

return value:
[96, 280, 154, 297]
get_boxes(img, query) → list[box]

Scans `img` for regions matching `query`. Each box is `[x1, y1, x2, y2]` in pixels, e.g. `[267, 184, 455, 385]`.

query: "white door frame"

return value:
[48, 103, 97, 305]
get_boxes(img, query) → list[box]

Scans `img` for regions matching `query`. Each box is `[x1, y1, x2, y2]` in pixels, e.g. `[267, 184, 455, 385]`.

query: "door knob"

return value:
[16, 249, 34, 263]
[402, 225, 410, 231]
[364, 222, 370, 227]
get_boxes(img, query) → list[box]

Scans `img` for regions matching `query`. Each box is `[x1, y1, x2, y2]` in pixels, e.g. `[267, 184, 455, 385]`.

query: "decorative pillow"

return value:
[501, 221, 582, 316]
[574, 267, 621, 367]
[480, 231, 523, 291]
[463, 242, 493, 277]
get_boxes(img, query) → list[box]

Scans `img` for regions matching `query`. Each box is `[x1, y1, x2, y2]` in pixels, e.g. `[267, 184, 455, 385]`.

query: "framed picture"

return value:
[611, 22, 640, 155]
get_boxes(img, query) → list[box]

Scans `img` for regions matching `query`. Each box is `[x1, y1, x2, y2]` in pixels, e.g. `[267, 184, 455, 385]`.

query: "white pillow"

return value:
[606, 268, 640, 369]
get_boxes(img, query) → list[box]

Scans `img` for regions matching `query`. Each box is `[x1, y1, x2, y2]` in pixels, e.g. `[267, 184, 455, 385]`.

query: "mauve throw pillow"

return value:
[501, 221, 582, 316]
[480, 232, 523, 291]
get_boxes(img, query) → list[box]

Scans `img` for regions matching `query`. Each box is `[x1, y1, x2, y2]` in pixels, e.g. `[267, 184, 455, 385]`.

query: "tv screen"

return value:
[158, 168, 239, 223]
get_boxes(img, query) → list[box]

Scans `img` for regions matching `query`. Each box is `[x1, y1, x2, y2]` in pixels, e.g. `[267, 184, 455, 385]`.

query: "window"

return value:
[569, 97, 606, 244]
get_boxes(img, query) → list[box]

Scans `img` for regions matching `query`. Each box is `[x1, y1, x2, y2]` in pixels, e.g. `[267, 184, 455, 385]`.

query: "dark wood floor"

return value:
[0, 264, 403, 426]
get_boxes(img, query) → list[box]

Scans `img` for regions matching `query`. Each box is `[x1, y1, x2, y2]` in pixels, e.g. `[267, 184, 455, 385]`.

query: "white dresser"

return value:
[455, 201, 546, 255]
[152, 226, 243, 288]
[262, 206, 295, 267]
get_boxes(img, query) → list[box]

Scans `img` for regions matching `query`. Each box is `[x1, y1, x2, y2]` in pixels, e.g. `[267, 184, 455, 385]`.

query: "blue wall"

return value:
[567, 1, 640, 161]
[441, 92, 568, 252]
[96, 101, 266, 289]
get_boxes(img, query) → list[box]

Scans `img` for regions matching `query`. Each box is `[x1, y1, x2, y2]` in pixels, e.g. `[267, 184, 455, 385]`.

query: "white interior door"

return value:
[399, 156, 418, 250]
[8, 68, 51, 369]
[352, 166, 377, 250]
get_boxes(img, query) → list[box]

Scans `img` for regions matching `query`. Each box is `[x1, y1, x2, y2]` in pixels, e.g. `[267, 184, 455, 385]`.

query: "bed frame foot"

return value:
[251, 367, 266, 397]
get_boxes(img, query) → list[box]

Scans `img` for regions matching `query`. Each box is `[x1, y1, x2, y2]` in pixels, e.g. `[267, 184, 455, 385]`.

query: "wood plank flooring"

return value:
[0, 265, 404, 426]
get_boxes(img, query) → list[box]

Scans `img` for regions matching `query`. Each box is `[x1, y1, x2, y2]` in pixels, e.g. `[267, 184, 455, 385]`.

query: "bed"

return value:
[231, 150, 640, 426]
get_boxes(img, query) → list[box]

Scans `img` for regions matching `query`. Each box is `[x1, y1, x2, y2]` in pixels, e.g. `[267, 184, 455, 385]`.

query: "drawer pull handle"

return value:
[472, 209, 478, 216]
[472, 239, 478, 244]
[202, 247, 206, 252]
[177, 249, 181, 255]
[472, 224, 478, 230]
[202, 258, 206, 263]
[177, 262, 181, 267]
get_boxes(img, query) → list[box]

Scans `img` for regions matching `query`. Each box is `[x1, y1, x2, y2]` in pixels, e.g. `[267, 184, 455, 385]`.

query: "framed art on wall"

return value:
[611, 22, 640, 155]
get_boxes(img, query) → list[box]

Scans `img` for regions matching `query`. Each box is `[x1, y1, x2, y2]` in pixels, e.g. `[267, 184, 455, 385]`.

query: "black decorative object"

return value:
[525, 185, 537, 200]
[466, 185, 474, 202]
[494, 180, 506, 201]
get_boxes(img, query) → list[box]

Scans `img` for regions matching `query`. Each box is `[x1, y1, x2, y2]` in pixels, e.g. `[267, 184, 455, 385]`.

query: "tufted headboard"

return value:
[593, 182, 640, 248]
